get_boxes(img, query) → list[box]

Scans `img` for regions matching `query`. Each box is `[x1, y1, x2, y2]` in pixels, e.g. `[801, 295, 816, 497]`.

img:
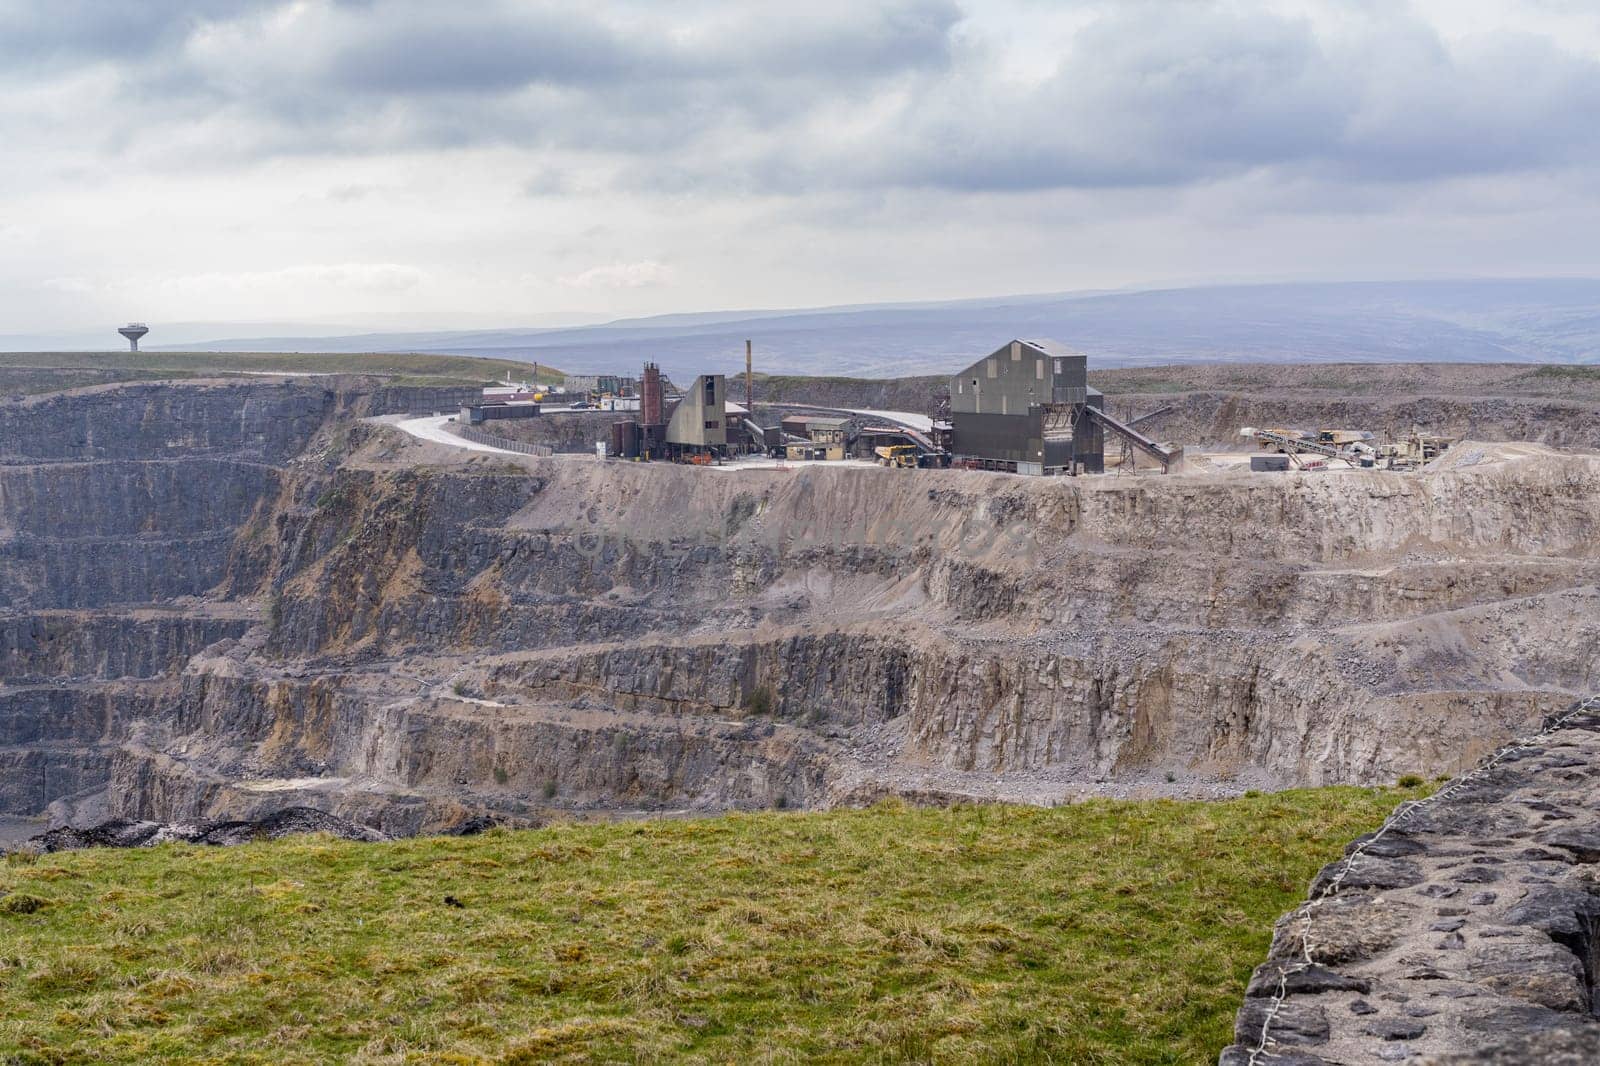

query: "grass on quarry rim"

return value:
[0, 351, 564, 385]
[0, 788, 1426, 1065]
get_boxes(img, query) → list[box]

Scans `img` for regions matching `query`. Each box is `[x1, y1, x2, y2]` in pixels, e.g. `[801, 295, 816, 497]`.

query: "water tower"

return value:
[117, 323, 149, 352]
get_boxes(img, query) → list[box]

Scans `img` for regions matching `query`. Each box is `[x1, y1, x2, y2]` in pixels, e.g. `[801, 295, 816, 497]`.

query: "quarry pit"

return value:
[3, 369, 1597, 841]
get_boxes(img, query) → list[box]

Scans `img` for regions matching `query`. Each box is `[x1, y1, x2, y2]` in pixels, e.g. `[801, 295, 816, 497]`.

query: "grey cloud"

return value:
[46, 0, 962, 164]
[1323, 28, 1600, 182]
[321, 7, 636, 94]
[0, 1, 252, 65]
[724, 3, 1600, 194]
[5, 0, 1599, 200]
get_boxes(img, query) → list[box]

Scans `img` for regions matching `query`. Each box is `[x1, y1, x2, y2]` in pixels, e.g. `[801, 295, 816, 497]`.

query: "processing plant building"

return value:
[949, 339, 1106, 475]
[665, 374, 728, 451]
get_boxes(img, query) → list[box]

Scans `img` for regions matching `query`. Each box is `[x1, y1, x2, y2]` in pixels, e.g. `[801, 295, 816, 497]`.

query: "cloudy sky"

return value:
[3, 0, 1599, 334]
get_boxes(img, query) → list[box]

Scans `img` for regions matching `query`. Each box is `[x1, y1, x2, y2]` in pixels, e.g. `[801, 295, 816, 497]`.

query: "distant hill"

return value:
[152, 279, 1600, 380]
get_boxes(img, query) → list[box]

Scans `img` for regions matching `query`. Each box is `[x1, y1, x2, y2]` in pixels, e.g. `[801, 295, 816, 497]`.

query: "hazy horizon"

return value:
[8, 273, 1600, 354]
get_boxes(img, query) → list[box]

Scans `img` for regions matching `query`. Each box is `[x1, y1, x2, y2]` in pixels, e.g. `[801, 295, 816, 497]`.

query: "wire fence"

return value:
[451, 423, 554, 457]
[1245, 693, 1600, 1063]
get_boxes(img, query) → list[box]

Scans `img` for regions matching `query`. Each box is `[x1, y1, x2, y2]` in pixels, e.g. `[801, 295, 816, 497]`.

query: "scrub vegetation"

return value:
[0, 787, 1424, 1065]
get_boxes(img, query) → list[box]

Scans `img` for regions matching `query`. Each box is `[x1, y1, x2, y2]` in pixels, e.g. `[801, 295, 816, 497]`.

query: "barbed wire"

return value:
[1244, 693, 1600, 1064]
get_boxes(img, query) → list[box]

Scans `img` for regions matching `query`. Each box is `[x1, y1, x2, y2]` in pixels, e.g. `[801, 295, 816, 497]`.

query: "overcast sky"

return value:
[3, 0, 1599, 333]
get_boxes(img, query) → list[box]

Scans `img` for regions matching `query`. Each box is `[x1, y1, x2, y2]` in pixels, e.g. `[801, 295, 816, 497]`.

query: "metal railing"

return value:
[451, 423, 554, 457]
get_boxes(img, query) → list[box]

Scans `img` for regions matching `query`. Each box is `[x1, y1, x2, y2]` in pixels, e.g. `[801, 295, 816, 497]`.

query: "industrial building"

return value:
[665, 374, 728, 451]
[948, 339, 1179, 475]
[460, 402, 540, 425]
[565, 373, 637, 396]
[779, 415, 849, 460]
[948, 339, 1104, 474]
[587, 341, 1177, 473]
[608, 366, 745, 461]
[779, 415, 810, 439]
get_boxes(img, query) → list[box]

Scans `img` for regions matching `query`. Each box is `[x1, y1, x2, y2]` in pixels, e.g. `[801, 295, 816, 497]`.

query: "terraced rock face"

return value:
[1220, 700, 1600, 1065]
[2, 378, 1599, 834]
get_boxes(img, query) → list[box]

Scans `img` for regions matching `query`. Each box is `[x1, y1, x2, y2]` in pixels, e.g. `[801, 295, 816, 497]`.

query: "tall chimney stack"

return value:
[745, 339, 753, 413]
[641, 361, 663, 426]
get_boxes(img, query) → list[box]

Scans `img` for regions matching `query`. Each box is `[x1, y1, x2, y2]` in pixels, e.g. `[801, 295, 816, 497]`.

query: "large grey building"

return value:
[948, 339, 1105, 474]
[664, 374, 728, 452]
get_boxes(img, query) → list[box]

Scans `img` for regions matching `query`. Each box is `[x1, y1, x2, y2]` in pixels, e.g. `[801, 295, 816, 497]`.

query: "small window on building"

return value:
[986, 359, 997, 378]
[704, 420, 720, 430]
[971, 378, 978, 388]
[1036, 359, 1045, 380]
[1054, 359, 1063, 374]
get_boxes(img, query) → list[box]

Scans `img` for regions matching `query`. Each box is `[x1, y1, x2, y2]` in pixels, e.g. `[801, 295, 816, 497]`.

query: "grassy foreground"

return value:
[0, 789, 1420, 1065]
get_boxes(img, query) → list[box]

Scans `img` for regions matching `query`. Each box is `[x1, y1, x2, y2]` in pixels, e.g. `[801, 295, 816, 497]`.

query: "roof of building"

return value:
[1017, 338, 1087, 360]
[948, 338, 1092, 384]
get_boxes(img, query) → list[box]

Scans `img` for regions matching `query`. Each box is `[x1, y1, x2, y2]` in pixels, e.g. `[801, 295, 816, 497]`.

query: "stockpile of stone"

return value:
[1220, 700, 1600, 1064]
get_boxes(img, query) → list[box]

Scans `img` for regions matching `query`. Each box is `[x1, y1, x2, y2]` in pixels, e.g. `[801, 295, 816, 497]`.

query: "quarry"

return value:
[14, 5, 1600, 1058]
[2, 353, 1597, 841]
[3, 351, 1599, 1063]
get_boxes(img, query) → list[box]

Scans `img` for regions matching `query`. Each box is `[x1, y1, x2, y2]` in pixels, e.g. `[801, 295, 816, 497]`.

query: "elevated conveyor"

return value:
[1249, 427, 1341, 460]
[1084, 406, 1183, 472]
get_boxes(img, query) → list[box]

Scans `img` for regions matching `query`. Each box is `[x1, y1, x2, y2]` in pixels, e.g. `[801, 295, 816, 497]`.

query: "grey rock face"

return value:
[1417, 1027, 1600, 1064]
[0, 381, 333, 464]
[1220, 704, 1600, 1065]
[1235, 998, 1331, 1046]
[1536, 824, 1600, 864]
[1247, 962, 1371, 998]
[6, 379, 1600, 842]
[22, 806, 388, 852]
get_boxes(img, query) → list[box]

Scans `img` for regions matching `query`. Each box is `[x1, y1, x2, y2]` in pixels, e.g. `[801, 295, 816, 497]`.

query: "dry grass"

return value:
[0, 788, 1423, 1064]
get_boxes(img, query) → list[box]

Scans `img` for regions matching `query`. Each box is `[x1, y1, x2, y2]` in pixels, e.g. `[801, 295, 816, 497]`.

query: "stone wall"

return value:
[1220, 698, 1600, 1064]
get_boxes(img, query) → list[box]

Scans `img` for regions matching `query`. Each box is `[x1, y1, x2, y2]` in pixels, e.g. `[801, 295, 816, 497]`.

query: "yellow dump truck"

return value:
[874, 444, 919, 468]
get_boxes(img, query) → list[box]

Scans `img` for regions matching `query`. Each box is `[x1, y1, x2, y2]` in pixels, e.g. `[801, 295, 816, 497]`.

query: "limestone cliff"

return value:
[3, 379, 1598, 832]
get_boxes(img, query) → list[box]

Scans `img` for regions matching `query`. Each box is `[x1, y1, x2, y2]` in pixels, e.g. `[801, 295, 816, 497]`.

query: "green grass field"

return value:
[0, 789, 1420, 1065]
[0, 351, 562, 393]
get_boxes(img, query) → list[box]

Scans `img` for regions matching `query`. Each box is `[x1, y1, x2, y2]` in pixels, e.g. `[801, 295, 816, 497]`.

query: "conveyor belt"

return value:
[1252, 428, 1340, 458]
[1085, 405, 1183, 472]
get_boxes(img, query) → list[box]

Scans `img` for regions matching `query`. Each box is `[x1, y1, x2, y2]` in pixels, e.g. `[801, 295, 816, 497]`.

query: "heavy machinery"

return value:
[1252, 427, 1374, 453]
[874, 444, 919, 468]
[1376, 432, 1453, 469]
[1243, 427, 1373, 468]
[1244, 426, 1445, 470]
[1249, 427, 1339, 457]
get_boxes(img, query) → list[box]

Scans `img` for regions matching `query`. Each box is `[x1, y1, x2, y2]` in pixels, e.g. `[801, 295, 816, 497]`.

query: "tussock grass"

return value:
[0, 789, 1422, 1064]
